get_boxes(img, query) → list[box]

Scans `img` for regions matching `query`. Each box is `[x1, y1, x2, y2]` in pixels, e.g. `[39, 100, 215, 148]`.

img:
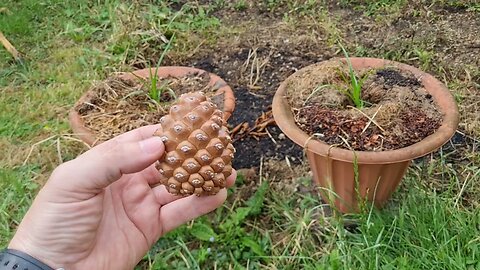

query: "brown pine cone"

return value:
[154, 92, 235, 196]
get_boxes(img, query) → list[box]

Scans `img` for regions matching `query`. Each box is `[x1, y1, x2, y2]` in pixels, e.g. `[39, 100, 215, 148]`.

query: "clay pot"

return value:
[272, 58, 459, 213]
[69, 67, 235, 146]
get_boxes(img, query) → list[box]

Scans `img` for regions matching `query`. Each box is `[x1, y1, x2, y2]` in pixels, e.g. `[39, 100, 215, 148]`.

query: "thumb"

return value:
[49, 136, 164, 196]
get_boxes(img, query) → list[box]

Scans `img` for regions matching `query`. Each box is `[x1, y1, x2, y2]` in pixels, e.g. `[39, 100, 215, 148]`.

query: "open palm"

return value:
[9, 125, 236, 270]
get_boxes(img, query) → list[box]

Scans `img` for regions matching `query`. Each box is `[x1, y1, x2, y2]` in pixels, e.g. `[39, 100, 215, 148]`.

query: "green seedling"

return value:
[147, 33, 176, 102]
[338, 43, 366, 109]
[135, 5, 185, 103]
[307, 44, 368, 108]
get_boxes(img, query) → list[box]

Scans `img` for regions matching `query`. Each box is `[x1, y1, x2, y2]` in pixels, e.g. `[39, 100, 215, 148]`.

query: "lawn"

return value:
[1, 0, 479, 269]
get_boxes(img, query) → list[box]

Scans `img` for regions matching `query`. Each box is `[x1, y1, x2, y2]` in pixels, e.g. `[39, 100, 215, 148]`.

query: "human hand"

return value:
[8, 124, 236, 270]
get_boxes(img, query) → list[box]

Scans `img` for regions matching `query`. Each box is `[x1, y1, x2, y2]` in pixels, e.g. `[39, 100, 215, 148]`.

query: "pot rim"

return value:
[272, 57, 460, 164]
[69, 66, 235, 146]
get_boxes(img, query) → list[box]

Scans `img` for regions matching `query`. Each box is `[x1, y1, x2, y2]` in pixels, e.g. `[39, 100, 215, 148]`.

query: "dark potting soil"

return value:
[184, 47, 321, 169]
[376, 68, 421, 88]
[227, 89, 304, 169]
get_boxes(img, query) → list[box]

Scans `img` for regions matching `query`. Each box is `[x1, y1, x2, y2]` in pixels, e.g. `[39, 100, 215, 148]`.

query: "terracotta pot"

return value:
[272, 57, 459, 213]
[69, 66, 235, 146]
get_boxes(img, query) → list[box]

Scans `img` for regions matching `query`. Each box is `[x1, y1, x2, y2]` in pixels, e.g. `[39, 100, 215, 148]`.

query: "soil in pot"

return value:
[75, 71, 221, 142]
[286, 59, 443, 151]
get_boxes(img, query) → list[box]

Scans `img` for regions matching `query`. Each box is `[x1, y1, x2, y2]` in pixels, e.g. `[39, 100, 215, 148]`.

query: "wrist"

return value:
[7, 240, 62, 270]
[0, 249, 61, 270]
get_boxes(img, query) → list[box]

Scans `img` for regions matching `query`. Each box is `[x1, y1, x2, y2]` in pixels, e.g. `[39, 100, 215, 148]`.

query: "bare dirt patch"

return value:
[173, 39, 328, 169]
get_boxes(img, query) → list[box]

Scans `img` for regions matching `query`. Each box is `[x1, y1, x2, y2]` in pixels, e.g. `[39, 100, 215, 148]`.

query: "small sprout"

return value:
[338, 43, 366, 109]
[147, 34, 176, 102]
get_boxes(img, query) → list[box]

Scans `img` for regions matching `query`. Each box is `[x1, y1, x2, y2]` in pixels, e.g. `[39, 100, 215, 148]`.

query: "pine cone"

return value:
[154, 92, 235, 196]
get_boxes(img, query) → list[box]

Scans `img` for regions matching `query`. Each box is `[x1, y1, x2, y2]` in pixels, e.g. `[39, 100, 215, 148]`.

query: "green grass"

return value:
[133, 163, 480, 269]
[1, 0, 479, 269]
[0, 167, 38, 247]
[339, 0, 407, 16]
[328, 181, 480, 269]
[439, 0, 480, 12]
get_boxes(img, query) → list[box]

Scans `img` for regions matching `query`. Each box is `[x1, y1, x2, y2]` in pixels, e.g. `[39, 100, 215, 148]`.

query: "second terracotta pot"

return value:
[272, 57, 459, 213]
[69, 66, 235, 146]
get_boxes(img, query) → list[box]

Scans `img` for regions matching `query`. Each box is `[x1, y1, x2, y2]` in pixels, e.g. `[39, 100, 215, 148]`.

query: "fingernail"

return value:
[140, 137, 164, 154]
